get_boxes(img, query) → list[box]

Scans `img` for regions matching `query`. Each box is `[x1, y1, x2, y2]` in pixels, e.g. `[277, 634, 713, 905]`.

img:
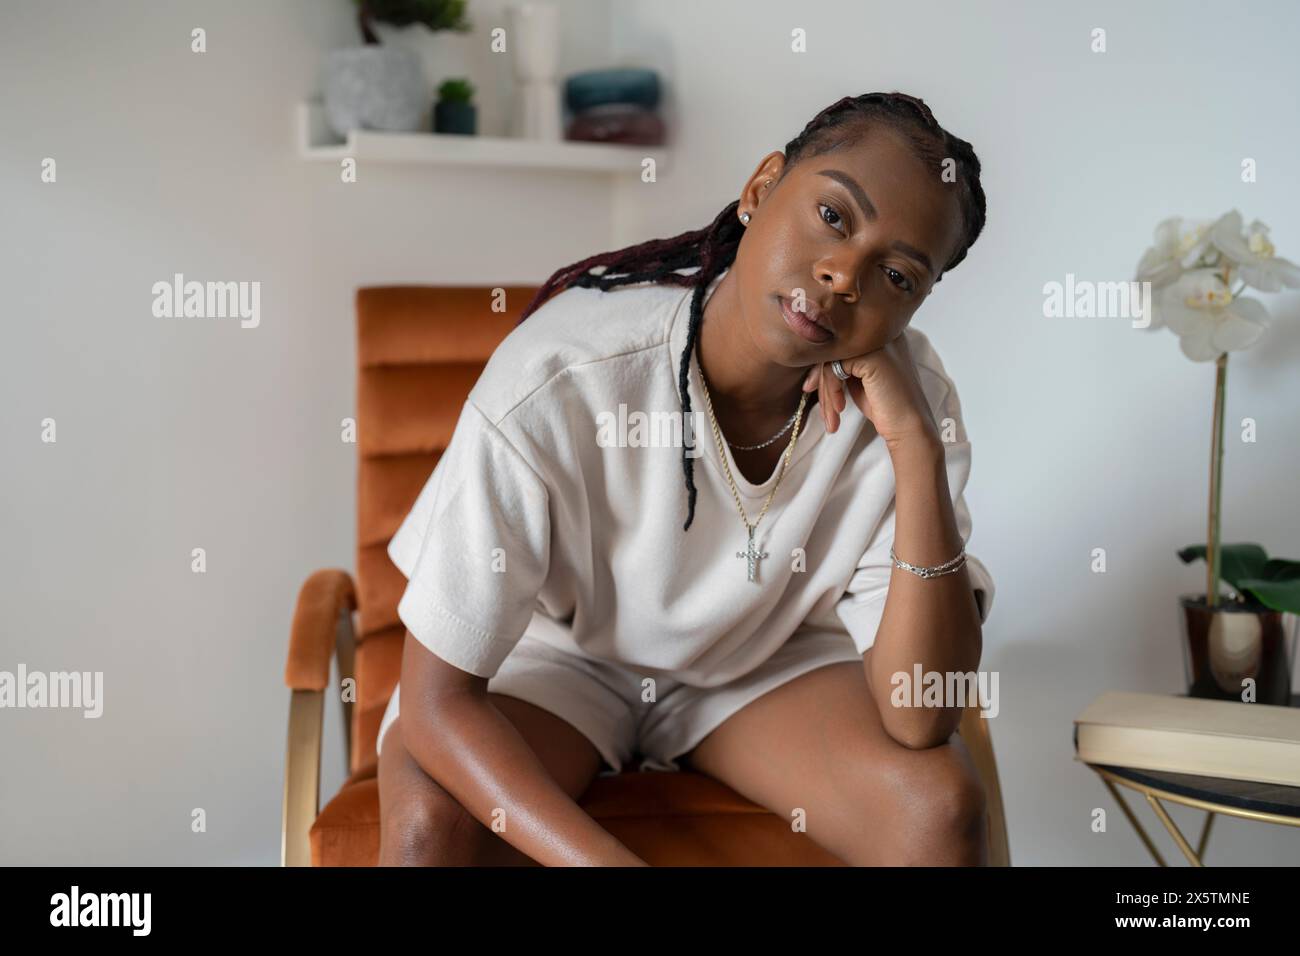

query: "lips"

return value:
[783, 296, 833, 331]
[805, 308, 832, 332]
[778, 295, 834, 343]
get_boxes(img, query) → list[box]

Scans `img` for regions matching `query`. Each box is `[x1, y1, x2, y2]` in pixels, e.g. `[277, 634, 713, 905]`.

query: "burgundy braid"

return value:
[516, 92, 987, 532]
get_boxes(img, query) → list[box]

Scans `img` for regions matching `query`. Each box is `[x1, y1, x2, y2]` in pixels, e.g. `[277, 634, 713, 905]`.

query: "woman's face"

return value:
[732, 125, 965, 366]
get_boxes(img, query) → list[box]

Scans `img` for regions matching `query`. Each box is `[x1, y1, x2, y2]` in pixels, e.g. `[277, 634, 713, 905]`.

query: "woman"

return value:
[376, 91, 996, 866]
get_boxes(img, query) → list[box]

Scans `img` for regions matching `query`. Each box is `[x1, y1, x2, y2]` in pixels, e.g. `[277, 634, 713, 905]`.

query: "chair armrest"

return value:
[958, 703, 1011, 866]
[285, 568, 357, 691]
[282, 569, 358, 867]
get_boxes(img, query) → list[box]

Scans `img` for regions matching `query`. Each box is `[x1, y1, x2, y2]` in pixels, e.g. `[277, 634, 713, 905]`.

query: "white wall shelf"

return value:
[296, 100, 666, 174]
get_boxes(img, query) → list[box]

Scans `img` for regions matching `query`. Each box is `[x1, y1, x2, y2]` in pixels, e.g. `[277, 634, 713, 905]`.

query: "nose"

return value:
[816, 257, 859, 304]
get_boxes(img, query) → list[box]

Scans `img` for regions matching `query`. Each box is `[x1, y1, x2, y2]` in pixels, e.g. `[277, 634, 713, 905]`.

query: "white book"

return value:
[1073, 691, 1300, 788]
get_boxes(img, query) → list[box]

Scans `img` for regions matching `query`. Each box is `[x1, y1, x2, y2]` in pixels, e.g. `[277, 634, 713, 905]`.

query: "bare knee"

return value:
[884, 742, 987, 865]
[377, 721, 483, 867]
[839, 739, 987, 866]
[379, 779, 480, 867]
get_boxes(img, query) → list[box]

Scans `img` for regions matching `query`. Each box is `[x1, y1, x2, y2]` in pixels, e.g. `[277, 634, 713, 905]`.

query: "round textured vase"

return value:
[323, 45, 426, 137]
[1179, 593, 1294, 705]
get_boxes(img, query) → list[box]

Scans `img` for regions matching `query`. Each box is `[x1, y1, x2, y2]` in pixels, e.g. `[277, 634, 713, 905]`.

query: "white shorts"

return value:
[376, 628, 863, 775]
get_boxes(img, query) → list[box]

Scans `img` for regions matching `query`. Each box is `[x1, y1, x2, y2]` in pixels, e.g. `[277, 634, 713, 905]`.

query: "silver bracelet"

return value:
[890, 544, 967, 579]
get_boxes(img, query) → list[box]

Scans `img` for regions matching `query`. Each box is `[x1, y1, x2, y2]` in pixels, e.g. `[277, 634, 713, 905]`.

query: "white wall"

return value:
[610, 0, 1300, 865]
[0, 0, 614, 866]
[2, 0, 1298, 866]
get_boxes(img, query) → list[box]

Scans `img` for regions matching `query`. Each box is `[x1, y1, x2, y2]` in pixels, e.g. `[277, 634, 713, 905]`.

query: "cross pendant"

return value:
[736, 525, 770, 583]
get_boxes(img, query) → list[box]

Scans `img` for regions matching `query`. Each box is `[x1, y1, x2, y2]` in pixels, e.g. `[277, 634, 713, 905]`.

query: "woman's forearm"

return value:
[866, 437, 983, 749]
[403, 691, 647, 866]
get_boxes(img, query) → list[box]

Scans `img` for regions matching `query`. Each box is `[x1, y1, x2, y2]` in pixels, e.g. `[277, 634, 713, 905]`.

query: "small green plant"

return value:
[354, 0, 472, 44]
[1177, 543, 1300, 614]
[437, 78, 475, 104]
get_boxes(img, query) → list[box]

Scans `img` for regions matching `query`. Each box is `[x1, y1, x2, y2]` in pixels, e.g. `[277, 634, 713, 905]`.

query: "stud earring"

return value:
[740, 211, 751, 225]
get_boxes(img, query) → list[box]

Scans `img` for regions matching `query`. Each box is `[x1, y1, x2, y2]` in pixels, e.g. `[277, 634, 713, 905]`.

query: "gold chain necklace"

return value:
[697, 359, 809, 583]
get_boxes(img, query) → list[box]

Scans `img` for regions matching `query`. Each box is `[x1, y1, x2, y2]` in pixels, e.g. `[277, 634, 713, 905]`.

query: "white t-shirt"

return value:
[387, 268, 995, 687]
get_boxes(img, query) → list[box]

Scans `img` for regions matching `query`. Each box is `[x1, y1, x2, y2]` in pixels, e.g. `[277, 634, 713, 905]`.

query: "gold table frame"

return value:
[1088, 764, 1300, 866]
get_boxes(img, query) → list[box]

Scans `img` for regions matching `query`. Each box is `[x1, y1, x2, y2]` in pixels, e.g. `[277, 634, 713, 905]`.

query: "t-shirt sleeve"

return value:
[386, 399, 550, 679]
[834, 380, 996, 655]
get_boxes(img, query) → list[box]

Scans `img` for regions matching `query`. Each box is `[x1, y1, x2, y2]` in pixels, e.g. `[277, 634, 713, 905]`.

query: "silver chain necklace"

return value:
[725, 406, 801, 451]
[699, 367, 804, 451]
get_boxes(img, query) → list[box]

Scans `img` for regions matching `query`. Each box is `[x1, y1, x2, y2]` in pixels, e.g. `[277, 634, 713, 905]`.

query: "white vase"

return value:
[1207, 608, 1263, 693]
[508, 3, 561, 141]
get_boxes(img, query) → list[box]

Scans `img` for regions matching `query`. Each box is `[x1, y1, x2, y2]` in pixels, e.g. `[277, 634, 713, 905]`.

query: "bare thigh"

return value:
[678, 659, 988, 866]
[377, 692, 605, 866]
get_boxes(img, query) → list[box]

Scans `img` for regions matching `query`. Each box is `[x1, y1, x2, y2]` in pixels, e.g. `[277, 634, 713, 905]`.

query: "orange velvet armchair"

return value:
[281, 283, 1011, 867]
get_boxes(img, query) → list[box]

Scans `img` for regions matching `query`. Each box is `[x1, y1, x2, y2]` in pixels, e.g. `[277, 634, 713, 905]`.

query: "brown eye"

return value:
[884, 267, 914, 293]
[818, 203, 846, 233]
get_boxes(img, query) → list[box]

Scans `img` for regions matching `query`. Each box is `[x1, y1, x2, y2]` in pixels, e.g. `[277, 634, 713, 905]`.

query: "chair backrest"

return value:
[350, 284, 537, 772]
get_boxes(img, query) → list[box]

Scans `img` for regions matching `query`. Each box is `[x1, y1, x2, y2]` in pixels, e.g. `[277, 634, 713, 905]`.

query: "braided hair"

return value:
[515, 92, 987, 532]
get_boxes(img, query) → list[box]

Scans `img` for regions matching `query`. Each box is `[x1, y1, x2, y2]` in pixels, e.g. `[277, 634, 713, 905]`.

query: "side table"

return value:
[1082, 693, 1300, 866]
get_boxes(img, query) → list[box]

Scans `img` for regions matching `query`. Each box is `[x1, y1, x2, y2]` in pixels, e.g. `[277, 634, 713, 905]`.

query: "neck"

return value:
[697, 269, 811, 442]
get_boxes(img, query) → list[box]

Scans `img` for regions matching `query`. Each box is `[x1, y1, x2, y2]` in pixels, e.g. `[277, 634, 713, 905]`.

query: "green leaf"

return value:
[1235, 570, 1300, 614]
[1259, 558, 1300, 581]
[1176, 542, 1270, 590]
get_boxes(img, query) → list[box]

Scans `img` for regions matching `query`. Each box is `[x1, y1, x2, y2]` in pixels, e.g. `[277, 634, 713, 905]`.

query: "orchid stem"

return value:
[1207, 352, 1227, 607]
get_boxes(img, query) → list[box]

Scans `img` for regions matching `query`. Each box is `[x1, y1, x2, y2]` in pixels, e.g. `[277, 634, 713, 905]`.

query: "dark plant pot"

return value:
[1179, 593, 1297, 706]
[434, 101, 476, 135]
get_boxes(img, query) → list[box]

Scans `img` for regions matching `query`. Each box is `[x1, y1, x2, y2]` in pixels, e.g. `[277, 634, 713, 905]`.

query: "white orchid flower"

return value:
[1134, 214, 1234, 328]
[1209, 209, 1300, 293]
[1157, 269, 1269, 361]
[1136, 215, 1223, 288]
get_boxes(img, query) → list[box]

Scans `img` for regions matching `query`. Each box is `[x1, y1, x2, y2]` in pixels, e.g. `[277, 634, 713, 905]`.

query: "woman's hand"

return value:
[801, 331, 940, 452]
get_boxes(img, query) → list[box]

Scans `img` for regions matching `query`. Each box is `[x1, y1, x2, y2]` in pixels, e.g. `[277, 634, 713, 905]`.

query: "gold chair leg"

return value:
[282, 574, 358, 866]
[335, 608, 356, 771]
[282, 689, 324, 867]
